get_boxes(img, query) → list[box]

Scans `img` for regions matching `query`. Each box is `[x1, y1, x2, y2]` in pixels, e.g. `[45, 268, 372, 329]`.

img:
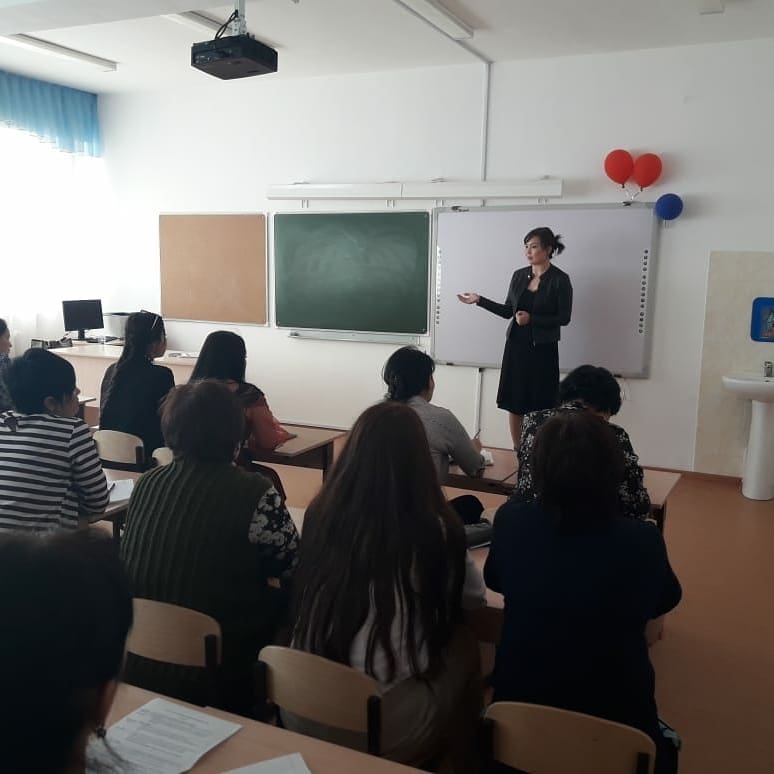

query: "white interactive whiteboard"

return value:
[432, 204, 657, 377]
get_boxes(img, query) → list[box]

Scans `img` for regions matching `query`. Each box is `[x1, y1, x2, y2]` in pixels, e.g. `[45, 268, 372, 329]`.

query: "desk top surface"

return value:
[50, 343, 197, 367]
[107, 684, 417, 773]
[447, 447, 516, 485]
[268, 425, 346, 457]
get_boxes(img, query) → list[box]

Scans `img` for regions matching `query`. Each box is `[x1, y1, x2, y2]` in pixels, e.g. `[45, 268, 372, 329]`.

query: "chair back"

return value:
[484, 702, 656, 774]
[258, 645, 382, 754]
[151, 446, 174, 466]
[93, 429, 146, 471]
[127, 598, 221, 669]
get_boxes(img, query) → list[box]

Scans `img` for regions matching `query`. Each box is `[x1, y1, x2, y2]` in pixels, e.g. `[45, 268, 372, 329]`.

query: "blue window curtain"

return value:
[0, 69, 101, 156]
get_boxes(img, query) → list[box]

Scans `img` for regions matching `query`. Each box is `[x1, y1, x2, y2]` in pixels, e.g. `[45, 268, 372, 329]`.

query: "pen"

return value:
[474, 429, 481, 440]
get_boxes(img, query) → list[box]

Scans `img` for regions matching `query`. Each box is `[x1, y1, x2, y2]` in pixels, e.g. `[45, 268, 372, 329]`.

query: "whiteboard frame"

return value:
[430, 202, 660, 378]
[270, 208, 434, 342]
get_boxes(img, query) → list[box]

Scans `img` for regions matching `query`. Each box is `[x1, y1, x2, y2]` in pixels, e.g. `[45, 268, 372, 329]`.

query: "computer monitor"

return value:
[62, 299, 104, 341]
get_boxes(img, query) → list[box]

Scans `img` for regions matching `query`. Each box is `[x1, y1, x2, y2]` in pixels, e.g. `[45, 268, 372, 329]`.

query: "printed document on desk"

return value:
[225, 753, 312, 773]
[109, 478, 135, 504]
[89, 698, 241, 774]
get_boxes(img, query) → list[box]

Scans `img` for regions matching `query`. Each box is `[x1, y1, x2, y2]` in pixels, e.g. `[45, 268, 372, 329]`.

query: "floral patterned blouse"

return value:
[515, 400, 652, 521]
[247, 486, 299, 582]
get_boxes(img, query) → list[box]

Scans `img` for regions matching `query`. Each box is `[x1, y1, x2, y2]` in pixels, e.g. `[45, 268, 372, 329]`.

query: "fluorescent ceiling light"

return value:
[393, 0, 473, 40]
[162, 11, 224, 35]
[0, 33, 117, 71]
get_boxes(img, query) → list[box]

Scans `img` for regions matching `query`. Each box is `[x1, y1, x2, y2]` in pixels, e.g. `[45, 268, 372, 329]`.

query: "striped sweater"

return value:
[0, 411, 109, 532]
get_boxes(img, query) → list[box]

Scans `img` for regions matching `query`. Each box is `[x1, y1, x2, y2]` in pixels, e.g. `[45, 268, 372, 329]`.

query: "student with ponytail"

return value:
[99, 311, 174, 453]
[458, 226, 573, 447]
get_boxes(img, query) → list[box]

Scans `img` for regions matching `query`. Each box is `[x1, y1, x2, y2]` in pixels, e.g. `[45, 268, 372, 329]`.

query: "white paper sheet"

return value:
[97, 698, 241, 774]
[109, 478, 135, 503]
[481, 448, 494, 466]
[224, 754, 312, 774]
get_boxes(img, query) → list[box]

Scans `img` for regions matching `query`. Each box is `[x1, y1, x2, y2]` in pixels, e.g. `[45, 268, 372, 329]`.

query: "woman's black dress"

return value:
[497, 289, 559, 415]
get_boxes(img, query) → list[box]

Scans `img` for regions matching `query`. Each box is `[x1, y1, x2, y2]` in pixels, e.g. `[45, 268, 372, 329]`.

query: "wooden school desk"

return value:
[50, 344, 196, 405]
[445, 448, 517, 495]
[250, 425, 346, 480]
[107, 684, 418, 773]
[446, 448, 681, 529]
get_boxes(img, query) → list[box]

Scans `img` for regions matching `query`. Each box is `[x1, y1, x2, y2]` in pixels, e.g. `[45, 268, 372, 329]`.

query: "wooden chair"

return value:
[151, 446, 174, 466]
[257, 645, 382, 755]
[126, 599, 221, 705]
[93, 429, 146, 471]
[482, 702, 656, 774]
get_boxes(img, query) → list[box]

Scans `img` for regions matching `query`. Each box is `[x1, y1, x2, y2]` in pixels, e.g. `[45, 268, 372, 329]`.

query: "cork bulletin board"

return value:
[159, 213, 267, 324]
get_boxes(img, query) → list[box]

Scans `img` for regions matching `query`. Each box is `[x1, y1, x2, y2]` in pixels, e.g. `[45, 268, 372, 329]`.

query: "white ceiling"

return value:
[0, 0, 772, 93]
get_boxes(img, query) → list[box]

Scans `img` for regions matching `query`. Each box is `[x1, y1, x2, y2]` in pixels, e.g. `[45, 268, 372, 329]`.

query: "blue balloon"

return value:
[655, 193, 683, 221]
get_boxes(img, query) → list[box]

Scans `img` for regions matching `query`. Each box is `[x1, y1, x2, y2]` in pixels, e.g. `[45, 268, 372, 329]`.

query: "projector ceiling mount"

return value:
[191, 0, 278, 80]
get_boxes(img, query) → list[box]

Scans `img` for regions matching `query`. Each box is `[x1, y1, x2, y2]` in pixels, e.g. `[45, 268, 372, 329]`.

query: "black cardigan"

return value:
[477, 263, 572, 344]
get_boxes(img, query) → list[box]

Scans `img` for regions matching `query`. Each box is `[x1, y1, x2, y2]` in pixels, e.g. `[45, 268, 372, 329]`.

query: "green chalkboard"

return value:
[274, 212, 430, 334]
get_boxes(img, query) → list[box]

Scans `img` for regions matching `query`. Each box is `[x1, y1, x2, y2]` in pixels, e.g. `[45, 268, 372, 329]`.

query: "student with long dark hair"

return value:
[289, 402, 484, 768]
[0, 348, 108, 532]
[190, 330, 292, 453]
[99, 311, 174, 453]
[0, 317, 13, 411]
[0, 529, 133, 774]
[121, 380, 299, 714]
[485, 412, 681, 773]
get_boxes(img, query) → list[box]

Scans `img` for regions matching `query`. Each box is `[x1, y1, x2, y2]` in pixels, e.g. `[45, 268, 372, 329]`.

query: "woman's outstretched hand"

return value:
[457, 292, 480, 304]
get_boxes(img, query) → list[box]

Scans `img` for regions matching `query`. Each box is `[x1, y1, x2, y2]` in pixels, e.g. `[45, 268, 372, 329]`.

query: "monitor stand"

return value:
[77, 329, 86, 341]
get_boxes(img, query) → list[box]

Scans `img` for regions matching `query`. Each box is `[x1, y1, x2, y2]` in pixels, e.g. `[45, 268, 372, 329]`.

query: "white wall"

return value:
[99, 38, 774, 470]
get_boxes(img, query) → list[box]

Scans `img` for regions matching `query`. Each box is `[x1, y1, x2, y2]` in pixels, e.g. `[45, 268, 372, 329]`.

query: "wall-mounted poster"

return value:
[751, 297, 774, 342]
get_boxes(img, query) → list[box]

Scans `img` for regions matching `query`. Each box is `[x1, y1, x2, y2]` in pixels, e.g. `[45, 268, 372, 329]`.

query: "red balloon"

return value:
[604, 149, 634, 185]
[632, 153, 662, 189]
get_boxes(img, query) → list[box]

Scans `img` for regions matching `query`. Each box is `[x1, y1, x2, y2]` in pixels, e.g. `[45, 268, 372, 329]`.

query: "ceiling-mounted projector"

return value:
[191, 34, 278, 80]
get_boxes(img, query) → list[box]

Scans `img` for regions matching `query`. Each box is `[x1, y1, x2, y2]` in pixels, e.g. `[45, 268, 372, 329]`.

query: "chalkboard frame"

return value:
[272, 210, 432, 339]
[431, 202, 660, 377]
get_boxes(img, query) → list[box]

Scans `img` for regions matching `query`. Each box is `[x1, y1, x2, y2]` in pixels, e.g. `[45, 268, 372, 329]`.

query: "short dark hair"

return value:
[383, 346, 435, 401]
[6, 348, 76, 414]
[559, 365, 622, 416]
[0, 318, 7, 338]
[0, 529, 132, 773]
[523, 226, 565, 256]
[532, 411, 624, 527]
[161, 380, 244, 463]
[190, 330, 247, 384]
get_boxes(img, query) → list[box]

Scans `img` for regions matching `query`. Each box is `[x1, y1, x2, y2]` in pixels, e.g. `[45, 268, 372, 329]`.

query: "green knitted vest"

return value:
[120, 458, 276, 708]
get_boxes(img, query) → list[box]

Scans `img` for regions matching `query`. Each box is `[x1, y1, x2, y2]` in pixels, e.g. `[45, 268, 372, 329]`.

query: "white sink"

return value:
[722, 373, 774, 402]
[722, 372, 774, 500]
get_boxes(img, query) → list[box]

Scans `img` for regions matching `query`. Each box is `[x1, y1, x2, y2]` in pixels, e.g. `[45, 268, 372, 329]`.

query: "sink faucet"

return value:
[765, 361, 774, 378]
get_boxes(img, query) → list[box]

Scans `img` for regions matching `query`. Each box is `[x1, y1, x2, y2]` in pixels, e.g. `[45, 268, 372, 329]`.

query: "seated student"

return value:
[0, 318, 12, 411]
[120, 380, 299, 715]
[0, 348, 108, 532]
[288, 402, 485, 770]
[515, 364, 651, 520]
[190, 330, 292, 453]
[383, 346, 486, 527]
[99, 310, 174, 455]
[485, 412, 682, 774]
[0, 529, 133, 774]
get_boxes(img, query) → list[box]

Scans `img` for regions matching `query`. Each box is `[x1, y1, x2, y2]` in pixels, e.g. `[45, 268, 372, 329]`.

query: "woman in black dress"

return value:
[458, 226, 572, 447]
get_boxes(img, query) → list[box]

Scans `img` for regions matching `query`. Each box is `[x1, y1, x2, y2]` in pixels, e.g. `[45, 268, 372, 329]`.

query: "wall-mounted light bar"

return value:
[267, 178, 563, 201]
